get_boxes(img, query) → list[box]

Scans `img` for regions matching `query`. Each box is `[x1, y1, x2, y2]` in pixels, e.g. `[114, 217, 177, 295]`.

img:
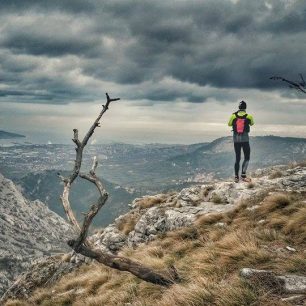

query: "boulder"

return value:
[240, 268, 306, 294]
[1, 256, 81, 302]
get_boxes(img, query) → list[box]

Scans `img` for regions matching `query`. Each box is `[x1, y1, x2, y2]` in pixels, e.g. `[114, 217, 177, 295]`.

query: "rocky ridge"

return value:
[2, 164, 306, 303]
[0, 173, 74, 296]
[90, 164, 306, 254]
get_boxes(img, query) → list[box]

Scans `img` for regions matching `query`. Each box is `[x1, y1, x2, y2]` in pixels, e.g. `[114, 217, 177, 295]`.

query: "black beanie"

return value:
[239, 100, 247, 110]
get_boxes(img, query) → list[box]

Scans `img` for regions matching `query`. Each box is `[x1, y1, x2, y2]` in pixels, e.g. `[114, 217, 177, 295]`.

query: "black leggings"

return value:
[234, 142, 250, 178]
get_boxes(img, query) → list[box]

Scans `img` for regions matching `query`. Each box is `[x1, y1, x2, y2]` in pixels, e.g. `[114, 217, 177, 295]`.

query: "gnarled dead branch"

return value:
[270, 74, 306, 94]
[59, 93, 178, 287]
[58, 93, 120, 231]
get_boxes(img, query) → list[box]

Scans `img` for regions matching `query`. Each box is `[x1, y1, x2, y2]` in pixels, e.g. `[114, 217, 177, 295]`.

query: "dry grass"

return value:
[283, 205, 306, 243]
[135, 194, 168, 209]
[268, 170, 283, 179]
[168, 226, 199, 241]
[116, 212, 141, 235]
[259, 193, 291, 214]
[6, 190, 306, 306]
[211, 193, 225, 204]
[289, 159, 306, 168]
[196, 213, 224, 227]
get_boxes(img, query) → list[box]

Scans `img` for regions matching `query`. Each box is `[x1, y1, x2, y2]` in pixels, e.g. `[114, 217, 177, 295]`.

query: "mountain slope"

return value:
[0, 131, 25, 139]
[171, 136, 306, 178]
[4, 163, 306, 305]
[0, 173, 74, 296]
[16, 170, 138, 227]
[2, 135, 306, 191]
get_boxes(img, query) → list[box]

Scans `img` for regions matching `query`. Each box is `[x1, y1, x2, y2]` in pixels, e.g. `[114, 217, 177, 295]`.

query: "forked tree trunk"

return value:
[58, 93, 179, 287]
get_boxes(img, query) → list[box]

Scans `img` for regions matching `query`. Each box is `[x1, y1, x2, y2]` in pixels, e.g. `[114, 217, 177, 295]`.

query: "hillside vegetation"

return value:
[4, 165, 306, 306]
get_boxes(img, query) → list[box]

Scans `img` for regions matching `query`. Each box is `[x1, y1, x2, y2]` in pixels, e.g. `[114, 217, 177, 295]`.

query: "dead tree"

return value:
[58, 93, 179, 287]
[270, 74, 306, 94]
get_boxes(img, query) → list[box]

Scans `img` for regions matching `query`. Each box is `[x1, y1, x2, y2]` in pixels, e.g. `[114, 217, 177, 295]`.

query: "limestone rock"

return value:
[177, 186, 203, 206]
[89, 225, 127, 253]
[92, 165, 306, 253]
[1, 255, 81, 302]
[0, 173, 74, 296]
[240, 268, 306, 294]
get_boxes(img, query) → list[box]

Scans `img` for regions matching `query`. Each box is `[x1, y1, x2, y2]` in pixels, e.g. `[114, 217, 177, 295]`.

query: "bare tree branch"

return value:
[58, 93, 177, 287]
[72, 128, 81, 147]
[75, 157, 108, 249]
[58, 93, 119, 231]
[67, 241, 174, 286]
[270, 74, 306, 94]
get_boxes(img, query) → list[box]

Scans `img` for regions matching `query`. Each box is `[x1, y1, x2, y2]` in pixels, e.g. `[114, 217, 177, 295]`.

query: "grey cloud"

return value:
[0, 0, 305, 104]
[0, 0, 96, 14]
[1, 32, 101, 57]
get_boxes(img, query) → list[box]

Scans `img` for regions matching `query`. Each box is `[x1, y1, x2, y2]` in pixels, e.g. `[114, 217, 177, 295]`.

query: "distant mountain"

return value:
[0, 173, 73, 296]
[0, 131, 25, 139]
[170, 136, 306, 178]
[17, 170, 138, 227]
[3, 135, 306, 226]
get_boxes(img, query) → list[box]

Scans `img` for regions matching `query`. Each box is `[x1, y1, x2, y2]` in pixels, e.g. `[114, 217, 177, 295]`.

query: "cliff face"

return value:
[0, 173, 74, 296]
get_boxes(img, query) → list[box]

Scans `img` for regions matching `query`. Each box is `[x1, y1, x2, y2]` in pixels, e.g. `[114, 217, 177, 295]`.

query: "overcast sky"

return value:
[1, 0, 306, 144]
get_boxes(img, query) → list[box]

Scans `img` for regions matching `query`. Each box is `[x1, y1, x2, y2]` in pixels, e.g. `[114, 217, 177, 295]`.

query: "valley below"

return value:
[1, 135, 306, 227]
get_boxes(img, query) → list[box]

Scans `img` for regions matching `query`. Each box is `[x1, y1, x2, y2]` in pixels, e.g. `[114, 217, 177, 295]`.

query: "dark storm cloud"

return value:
[0, 0, 305, 104]
[2, 32, 101, 57]
[0, 0, 96, 14]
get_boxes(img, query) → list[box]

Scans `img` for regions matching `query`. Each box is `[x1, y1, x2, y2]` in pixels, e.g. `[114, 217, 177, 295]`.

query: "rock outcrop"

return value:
[240, 268, 306, 297]
[0, 173, 74, 296]
[1, 256, 80, 302]
[240, 268, 306, 305]
[3, 164, 306, 303]
[90, 164, 306, 254]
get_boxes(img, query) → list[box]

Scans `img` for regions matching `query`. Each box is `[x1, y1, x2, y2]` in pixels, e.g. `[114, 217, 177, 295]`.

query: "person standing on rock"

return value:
[228, 100, 254, 183]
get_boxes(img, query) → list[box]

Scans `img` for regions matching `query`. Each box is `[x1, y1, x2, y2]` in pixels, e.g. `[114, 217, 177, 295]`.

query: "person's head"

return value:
[239, 100, 247, 110]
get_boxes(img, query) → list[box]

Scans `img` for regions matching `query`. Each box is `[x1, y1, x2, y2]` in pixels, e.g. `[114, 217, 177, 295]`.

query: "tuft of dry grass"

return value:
[196, 213, 224, 227]
[158, 277, 215, 306]
[5, 301, 29, 306]
[211, 193, 225, 204]
[116, 212, 141, 235]
[283, 254, 306, 274]
[134, 195, 167, 209]
[282, 205, 306, 244]
[61, 253, 72, 263]
[169, 226, 199, 241]
[254, 228, 279, 242]
[268, 170, 283, 179]
[213, 228, 274, 270]
[259, 193, 291, 214]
